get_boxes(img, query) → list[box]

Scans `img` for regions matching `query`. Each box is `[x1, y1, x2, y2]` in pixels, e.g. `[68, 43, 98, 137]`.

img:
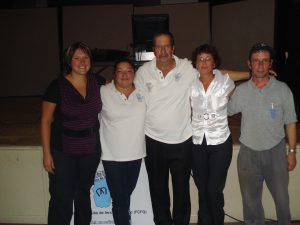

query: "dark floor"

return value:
[1, 222, 300, 225]
[0, 96, 41, 145]
[0, 96, 299, 146]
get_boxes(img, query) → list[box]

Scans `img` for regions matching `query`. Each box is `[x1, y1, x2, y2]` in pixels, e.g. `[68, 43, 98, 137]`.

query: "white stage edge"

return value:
[0, 145, 300, 224]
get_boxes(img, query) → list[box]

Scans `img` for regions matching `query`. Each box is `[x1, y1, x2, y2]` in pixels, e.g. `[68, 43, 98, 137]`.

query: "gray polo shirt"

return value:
[228, 77, 297, 151]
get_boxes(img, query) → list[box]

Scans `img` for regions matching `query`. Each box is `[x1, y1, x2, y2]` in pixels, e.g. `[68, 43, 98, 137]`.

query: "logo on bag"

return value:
[92, 170, 111, 208]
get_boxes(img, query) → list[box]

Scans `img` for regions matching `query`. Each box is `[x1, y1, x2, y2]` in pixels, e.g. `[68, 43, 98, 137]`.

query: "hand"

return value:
[287, 152, 297, 171]
[269, 70, 277, 77]
[43, 152, 55, 174]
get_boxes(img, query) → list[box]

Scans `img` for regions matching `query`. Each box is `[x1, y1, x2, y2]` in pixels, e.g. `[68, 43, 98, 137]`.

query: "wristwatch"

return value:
[288, 148, 296, 153]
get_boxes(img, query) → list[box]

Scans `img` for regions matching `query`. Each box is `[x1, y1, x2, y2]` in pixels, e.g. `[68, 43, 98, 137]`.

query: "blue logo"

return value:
[270, 103, 276, 120]
[136, 92, 144, 102]
[92, 170, 111, 208]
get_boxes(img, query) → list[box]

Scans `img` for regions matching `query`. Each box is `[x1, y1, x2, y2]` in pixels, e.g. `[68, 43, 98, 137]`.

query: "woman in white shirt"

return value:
[190, 44, 235, 225]
[100, 59, 147, 225]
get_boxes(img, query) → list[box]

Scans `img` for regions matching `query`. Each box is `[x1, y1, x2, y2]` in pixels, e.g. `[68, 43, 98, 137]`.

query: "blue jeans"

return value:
[238, 139, 291, 225]
[103, 159, 142, 225]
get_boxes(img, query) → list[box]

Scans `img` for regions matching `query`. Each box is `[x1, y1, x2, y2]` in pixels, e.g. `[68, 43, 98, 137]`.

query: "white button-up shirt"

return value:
[191, 69, 235, 145]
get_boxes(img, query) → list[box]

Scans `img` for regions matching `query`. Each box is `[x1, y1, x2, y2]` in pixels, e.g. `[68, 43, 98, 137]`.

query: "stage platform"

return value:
[0, 96, 41, 146]
[0, 96, 299, 146]
[0, 96, 299, 224]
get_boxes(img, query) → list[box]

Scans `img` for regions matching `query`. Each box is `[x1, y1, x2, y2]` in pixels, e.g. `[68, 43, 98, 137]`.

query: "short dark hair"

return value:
[191, 44, 221, 68]
[248, 42, 275, 60]
[113, 58, 135, 73]
[63, 41, 93, 75]
[152, 31, 175, 47]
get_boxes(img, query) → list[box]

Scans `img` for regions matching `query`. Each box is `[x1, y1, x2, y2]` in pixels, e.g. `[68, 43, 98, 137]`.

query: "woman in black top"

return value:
[40, 42, 105, 225]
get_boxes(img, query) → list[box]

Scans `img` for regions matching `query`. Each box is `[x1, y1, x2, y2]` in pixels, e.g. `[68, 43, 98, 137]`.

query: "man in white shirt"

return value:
[135, 31, 250, 225]
[135, 31, 196, 225]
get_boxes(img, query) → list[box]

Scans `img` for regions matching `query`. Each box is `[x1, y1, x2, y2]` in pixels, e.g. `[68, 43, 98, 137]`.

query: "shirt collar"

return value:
[248, 76, 275, 90]
[150, 55, 179, 72]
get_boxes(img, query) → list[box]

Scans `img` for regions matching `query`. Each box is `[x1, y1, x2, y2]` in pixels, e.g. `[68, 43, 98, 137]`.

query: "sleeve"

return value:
[42, 79, 59, 103]
[224, 74, 235, 96]
[134, 66, 145, 91]
[227, 85, 241, 116]
[282, 84, 298, 124]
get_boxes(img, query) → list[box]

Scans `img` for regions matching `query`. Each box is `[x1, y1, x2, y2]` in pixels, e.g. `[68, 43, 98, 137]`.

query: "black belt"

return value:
[62, 123, 99, 137]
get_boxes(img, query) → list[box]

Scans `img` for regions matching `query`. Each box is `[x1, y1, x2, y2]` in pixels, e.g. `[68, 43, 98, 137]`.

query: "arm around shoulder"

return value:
[220, 69, 250, 81]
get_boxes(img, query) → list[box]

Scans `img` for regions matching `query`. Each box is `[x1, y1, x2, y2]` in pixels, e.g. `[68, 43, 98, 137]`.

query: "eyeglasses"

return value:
[197, 56, 213, 62]
[153, 44, 172, 51]
[251, 59, 271, 65]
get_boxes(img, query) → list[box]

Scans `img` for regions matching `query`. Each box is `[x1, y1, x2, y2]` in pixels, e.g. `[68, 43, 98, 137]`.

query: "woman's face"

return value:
[196, 53, 216, 75]
[70, 48, 91, 76]
[114, 62, 135, 89]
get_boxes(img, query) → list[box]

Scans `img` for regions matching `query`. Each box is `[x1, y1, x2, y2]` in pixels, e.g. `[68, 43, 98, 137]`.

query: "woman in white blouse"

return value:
[100, 59, 147, 225]
[190, 44, 235, 225]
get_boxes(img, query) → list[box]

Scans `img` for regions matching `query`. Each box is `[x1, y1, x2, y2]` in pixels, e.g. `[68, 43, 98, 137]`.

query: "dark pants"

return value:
[192, 135, 233, 225]
[48, 149, 100, 225]
[238, 139, 291, 225]
[103, 159, 142, 225]
[145, 136, 192, 225]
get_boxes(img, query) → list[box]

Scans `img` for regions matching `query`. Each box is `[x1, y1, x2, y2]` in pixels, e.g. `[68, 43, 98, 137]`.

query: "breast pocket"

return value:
[267, 102, 283, 121]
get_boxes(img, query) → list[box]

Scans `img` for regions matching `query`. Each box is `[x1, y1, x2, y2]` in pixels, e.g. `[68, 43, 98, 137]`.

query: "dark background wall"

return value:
[134, 3, 210, 58]
[0, 2, 211, 96]
[212, 0, 275, 70]
[0, 0, 286, 97]
[277, 0, 300, 116]
[0, 8, 60, 96]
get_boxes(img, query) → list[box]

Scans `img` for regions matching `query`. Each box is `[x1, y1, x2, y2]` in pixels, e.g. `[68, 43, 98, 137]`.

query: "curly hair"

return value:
[191, 44, 221, 69]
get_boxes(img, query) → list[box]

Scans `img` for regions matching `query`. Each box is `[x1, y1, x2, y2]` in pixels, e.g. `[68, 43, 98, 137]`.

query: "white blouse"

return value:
[190, 69, 235, 145]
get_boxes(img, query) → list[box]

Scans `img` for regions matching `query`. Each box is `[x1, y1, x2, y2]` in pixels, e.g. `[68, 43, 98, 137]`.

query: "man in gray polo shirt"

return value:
[228, 43, 297, 225]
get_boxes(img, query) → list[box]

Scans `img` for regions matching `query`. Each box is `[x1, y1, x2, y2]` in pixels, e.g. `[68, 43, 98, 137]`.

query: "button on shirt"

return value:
[135, 55, 197, 144]
[191, 70, 235, 145]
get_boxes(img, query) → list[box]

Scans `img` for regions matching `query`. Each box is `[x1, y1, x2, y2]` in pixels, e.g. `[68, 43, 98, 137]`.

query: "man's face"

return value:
[153, 34, 174, 64]
[248, 50, 273, 79]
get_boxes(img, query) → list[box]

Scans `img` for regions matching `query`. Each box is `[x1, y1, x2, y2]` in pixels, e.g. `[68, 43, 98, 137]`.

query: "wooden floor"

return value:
[0, 96, 299, 146]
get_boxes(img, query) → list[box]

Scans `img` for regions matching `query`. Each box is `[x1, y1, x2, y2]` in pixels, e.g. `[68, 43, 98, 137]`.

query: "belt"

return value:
[62, 123, 99, 137]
